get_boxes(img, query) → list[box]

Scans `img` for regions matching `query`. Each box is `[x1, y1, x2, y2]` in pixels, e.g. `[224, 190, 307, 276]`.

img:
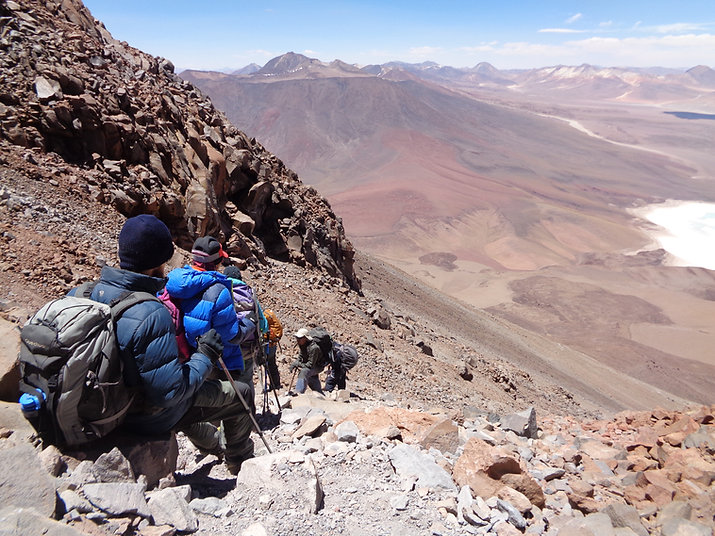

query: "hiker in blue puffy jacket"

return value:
[165, 236, 249, 374]
[71, 216, 254, 474]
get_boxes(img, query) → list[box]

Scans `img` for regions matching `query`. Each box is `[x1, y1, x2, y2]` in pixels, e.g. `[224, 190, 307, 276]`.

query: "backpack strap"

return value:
[253, 295, 263, 342]
[249, 288, 268, 364]
[77, 281, 158, 320]
[107, 291, 162, 388]
[77, 281, 97, 298]
[109, 291, 160, 320]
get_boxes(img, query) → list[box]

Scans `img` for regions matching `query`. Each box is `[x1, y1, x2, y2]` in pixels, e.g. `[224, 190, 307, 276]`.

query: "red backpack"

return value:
[158, 288, 193, 363]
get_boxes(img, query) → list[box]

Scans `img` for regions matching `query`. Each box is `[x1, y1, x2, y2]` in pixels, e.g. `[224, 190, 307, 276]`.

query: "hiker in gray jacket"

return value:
[290, 328, 325, 393]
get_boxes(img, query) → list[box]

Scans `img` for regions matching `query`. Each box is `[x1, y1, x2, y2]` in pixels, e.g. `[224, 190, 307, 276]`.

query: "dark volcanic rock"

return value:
[0, 0, 358, 289]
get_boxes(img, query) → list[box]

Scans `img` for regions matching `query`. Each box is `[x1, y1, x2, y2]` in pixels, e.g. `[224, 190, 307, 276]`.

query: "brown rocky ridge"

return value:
[0, 0, 357, 289]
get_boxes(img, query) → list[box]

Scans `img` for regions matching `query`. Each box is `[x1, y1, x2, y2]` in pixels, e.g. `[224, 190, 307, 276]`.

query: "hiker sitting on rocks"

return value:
[290, 328, 326, 394]
[71, 215, 254, 474]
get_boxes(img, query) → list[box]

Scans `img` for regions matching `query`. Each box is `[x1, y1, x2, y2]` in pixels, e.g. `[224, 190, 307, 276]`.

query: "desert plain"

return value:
[350, 93, 715, 406]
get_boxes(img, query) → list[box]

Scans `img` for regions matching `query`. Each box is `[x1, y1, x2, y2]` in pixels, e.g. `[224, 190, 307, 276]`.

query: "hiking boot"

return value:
[198, 444, 225, 462]
[197, 423, 226, 461]
[226, 453, 254, 475]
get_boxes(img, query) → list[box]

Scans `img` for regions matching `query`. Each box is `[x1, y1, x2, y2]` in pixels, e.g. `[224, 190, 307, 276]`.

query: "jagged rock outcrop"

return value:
[0, 0, 358, 288]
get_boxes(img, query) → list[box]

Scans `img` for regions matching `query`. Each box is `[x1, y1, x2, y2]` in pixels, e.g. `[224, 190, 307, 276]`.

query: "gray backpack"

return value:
[333, 342, 359, 371]
[18, 283, 157, 446]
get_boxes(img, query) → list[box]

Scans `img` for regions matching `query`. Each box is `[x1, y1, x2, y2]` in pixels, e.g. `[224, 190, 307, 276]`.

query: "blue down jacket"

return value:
[165, 266, 244, 370]
[71, 266, 212, 434]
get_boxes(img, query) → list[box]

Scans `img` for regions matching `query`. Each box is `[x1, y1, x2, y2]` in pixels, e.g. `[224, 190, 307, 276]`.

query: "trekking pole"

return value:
[287, 368, 298, 394]
[217, 357, 273, 454]
[264, 342, 282, 409]
[271, 370, 281, 409]
[261, 366, 269, 414]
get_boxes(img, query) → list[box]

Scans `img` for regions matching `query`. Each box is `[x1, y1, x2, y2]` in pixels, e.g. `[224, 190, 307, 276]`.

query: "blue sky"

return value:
[82, 1, 715, 71]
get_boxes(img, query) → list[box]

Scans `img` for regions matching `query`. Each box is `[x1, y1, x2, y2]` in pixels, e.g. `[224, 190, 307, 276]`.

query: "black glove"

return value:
[196, 329, 223, 363]
[254, 347, 267, 366]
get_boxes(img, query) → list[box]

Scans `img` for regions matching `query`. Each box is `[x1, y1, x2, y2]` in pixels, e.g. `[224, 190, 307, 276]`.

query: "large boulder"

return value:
[0, 443, 57, 518]
[452, 438, 528, 500]
[63, 432, 179, 489]
[388, 444, 456, 491]
[343, 407, 444, 443]
[500, 407, 537, 439]
[0, 507, 84, 536]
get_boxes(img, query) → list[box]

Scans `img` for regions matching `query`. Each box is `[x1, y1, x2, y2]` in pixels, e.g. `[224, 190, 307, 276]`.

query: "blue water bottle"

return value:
[19, 389, 45, 420]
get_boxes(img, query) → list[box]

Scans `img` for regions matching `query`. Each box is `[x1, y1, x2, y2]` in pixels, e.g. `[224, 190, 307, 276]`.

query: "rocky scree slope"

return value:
[0, 391, 713, 536]
[0, 1, 712, 533]
[0, 0, 357, 288]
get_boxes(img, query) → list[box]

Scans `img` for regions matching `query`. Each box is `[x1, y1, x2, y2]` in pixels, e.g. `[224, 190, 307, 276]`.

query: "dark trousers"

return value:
[324, 363, 346, 392]
[175, 379, 254, 463]
[295, 365, 323, 393]
[265, 344, 281, 389]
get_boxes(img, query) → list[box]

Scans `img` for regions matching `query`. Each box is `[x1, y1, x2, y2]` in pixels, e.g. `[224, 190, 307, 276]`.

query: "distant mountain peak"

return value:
[382, 60, 440, 70]
[257, 52, 323, 76]
[329, 59, 363, 74]
[232, 63, 261, 75]
[686, 64, 715, 87]
[687, 65, 714, 75]
[473, 61, 498, 74]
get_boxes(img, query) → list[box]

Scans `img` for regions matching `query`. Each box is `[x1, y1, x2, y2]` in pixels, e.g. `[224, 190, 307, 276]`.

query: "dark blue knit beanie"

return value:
[118, 214, 174, 272]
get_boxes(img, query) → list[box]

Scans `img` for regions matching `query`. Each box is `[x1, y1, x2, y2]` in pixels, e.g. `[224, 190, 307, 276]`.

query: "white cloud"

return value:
[360, 27, 715, 70]
[498, 41, 570, 58]
[563, 33, 715, 66]
[459, 42, 498, 54]
[566, 13, 582, 24]
[538, 28, 585, 34]
[599, 21, 613, 28]
[652, 22, 708, 33]
[245, 49, 275, 58]
[463, 33, 715, 68]
[573, 33, 715, 51]
[409, 46, 443, 56]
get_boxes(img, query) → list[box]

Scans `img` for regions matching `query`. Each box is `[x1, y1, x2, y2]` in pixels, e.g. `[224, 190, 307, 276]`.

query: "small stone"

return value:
[258, 494, 273, 510]
[390, 494, 409, 511]
[335, 420, 359, 442]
